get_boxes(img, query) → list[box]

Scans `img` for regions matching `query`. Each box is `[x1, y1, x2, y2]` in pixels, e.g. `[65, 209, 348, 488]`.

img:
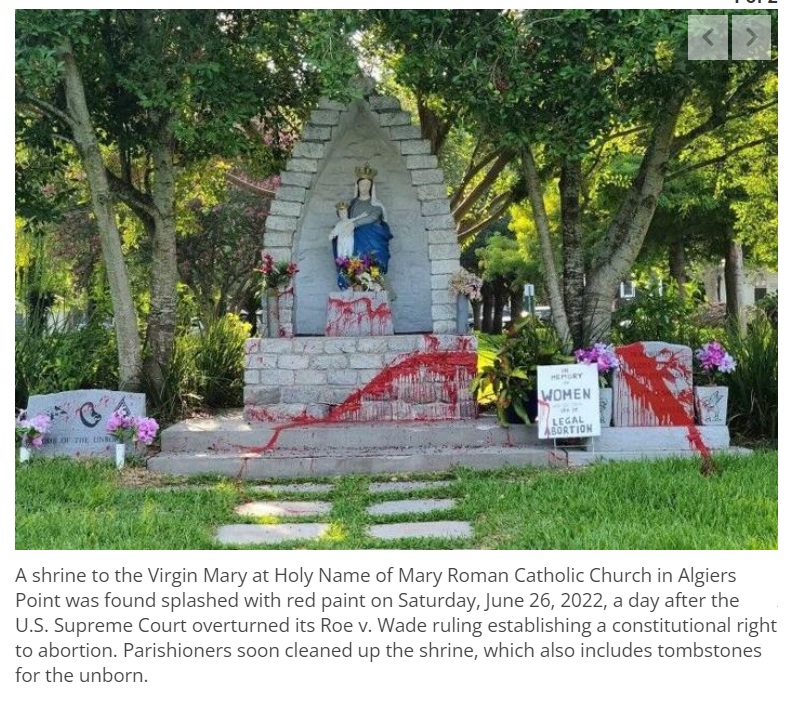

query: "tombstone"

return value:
[26, 390, 146, 457]
[612, 342, 695, 426]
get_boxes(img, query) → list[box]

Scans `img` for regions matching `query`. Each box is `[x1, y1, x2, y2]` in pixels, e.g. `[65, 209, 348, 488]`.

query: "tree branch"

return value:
[452, 149, 513, 222]
[105, 168, 157, 217]
[450, 147, 504, 208]
[16, 92, 76, 132]
[226, 172, 277, 198]
[667, 136, 774, 180]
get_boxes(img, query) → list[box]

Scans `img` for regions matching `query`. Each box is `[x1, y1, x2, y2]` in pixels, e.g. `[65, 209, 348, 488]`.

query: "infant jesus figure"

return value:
[328, 201, 365, 259]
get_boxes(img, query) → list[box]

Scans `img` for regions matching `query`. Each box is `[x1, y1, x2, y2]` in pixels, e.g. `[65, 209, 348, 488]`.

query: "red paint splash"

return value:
[241, 338, 477, 454]
[325, 295, 393, 336]
[615, 342, 714, 472]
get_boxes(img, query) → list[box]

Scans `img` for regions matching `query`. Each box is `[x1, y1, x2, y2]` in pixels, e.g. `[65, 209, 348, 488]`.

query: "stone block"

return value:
[291, 339, 327, 354]
[369, 480, 454, 494]
[421, 199, 451, 216]
[285, 158, 319, 174]
[265, 247, 292, 263]
[406, 154, 439, 170]
[261, 369, 296, 386]
[358, 369, 379, 386]
[26, 390, 146, 459]
[378, 111, 411, 127]
[433, 320, 457, 334]
[431, 274, 452, 291]
[274, 185, 306, 203]
[244, 339, 261, 355]
[400, 139, 432, 155]
[310, 110, 340, 125]
[292, 142, 326, 160]
[427, 229, 455, 245]
[264, 230, 293, 248]
[236, 500, 332, 517]
[349, 354, 384, 369]
[243, 386, 282, 405]
[323, 338, 359, 354]
[325, 291, 394, 337]
[282, 387, 325, 404]
[390, 125, 423, 141]
[368, 95, 402, 111]
[432, 288, 456, 305]
[425, 214, 456, 231]
[431, 258, 460, 275]
[279, 171, 314, 188]
[368, 498, 456, 517]
[356, 337, 390, 353]
[317, 98, 346, 111]
[416, 183, 449, 201]
[217, 524, 330, 545]
[411, 169, 445, 186]
[277, 355, 310, 370]
[245, 354, 278, 369]
[301, 125, 332, 142]
[429, 243, 461, 260]
[386, 335, 424, 352]
[367, 521, 472, 540]
[299, 369, 329, 386]
[327, 369, 360, 385]
[259, 339, 295, 354]
[244, 369, 260, 385]
[613, 342, 695, 427]
[310, 355, 349, 370]
[269, 200, 302, 217]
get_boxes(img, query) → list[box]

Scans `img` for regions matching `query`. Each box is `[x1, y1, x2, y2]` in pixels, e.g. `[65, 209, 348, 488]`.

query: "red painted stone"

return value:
[325, 291, 394, 337]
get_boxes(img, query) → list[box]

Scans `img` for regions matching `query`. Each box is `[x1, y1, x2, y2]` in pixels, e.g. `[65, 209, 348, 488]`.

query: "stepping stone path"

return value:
[252, 483, 334, 495]
[215, 478, 472, 546]
[235, 501, 331, 518]
[368, 480, 453, 494]
[217, 524, 330, 546]
[368, 522, 472, 540]
[367, 498, 456, 517]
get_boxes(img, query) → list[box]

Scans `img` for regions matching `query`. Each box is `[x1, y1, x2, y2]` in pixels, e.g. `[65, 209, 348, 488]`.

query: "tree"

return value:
[373, 9, 777, 347]
[16, 9, 358, 389]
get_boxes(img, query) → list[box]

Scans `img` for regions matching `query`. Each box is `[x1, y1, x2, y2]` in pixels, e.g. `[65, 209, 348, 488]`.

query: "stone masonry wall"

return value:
[244, 334, 477, 424]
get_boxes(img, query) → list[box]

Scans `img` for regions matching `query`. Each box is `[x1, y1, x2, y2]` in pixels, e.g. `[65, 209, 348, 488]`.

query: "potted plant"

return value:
[574, 342, 620, 426]
[257, 251, 298, 337]
[15, 411, 50, 463]
[471, 318, 568, 426]
[694, 341, 735, 425]
[449, 269, 483, 334]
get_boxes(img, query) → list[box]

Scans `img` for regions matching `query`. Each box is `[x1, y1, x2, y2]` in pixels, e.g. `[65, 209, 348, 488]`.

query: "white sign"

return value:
[537, 364, 600, 439]
[523, 283, 535, 298]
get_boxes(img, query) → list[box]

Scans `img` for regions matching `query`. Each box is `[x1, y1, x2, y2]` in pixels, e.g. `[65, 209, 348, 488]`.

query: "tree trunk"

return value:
[510, 287, 524, 323]
[491, 284, 507, 334]
[668, 235, 687, 299]
[481, 282, 494, 333]
[583, 90, 686, 345]
[471, 299, 483, 331]
[60, 40, 143, 390]
[144, 125, 179, 391]
[560, 159, 585, 348]
[520, 147, 572, 348]
[417, 94, 450, 155]
[724, 225, 746, 336]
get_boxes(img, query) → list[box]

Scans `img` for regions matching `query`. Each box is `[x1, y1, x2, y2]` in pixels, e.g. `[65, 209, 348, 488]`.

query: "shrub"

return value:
[725, 315, 777, 445]
[194, 314, 252, 409]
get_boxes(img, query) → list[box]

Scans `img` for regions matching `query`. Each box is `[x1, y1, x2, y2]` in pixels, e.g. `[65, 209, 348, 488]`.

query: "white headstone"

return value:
[536, 365, 600, 440]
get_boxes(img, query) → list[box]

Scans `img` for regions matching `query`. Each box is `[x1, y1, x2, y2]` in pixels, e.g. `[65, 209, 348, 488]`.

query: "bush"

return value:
[15, 317, 118, 410]
[725, 315, 777, 445]
[194, 314, 251, 409]
[613, 280, 721, 348]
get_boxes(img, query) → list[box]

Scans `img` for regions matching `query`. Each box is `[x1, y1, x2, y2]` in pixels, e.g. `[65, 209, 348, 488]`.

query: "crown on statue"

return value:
[335, 201, 349, 211]
[355, 162, 377, 181]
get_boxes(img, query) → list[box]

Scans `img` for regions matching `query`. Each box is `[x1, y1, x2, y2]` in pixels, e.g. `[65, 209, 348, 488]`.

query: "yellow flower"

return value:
[371, 267, 380, 278]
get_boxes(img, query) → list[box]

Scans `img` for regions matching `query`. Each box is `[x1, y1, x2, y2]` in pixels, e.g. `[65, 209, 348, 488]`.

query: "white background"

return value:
[4, 2, 789, 704]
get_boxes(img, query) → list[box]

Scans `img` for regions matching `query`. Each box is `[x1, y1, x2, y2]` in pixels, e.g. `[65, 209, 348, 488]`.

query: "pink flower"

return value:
[696, 341, 735, 382]
[575, 343, 620, 376]
[106, 410, 135, 441]
[134, 417, 159, 446]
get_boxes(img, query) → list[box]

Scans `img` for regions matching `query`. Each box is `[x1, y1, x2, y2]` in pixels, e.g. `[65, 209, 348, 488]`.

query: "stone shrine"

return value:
[244, 91, 476, 424]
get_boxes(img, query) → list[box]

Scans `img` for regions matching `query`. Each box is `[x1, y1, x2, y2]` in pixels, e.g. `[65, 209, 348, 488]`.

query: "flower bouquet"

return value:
[16, 411, 51, 463]
[106, 411, 159, 469]
[574, 342, 620, 427]
[335, 253, 385, 291]
[449, 269, 483, 301]
[256, 251, 298, 292]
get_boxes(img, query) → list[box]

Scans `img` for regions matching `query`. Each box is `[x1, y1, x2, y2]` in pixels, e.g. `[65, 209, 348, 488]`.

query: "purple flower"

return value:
[696, 341, 735, 380]
[134, 417, 159, 446]
[575, 343, 619, 375]
[106, 410, 134, 441]
[29, 414, 51, 435]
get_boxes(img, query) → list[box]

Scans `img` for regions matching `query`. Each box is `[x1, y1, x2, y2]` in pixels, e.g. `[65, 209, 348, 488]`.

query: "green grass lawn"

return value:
[15, 452, 777, 550]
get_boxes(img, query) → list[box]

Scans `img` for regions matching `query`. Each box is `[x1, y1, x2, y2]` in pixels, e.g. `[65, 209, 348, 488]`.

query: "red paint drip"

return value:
[325, 296, 393, 336]
[616, 343, 713, 469]
[242, 342, 477, 453]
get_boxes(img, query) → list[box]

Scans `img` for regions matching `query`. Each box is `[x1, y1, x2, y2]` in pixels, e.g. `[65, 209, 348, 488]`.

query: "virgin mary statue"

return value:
[331, 163, 392, 281]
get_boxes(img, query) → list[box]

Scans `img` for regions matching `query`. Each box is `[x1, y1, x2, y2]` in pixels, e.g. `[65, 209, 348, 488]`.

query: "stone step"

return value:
[367, 498, 456, 517]
[216, 524, 330, 546]
[148, 446, 567, 478]
[251, 483, 334, 495]
[368, 521, 472, 540]
[160, 416, 541, 454]
[235, 501, 331, 518]
[368, 480, 454, 494]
